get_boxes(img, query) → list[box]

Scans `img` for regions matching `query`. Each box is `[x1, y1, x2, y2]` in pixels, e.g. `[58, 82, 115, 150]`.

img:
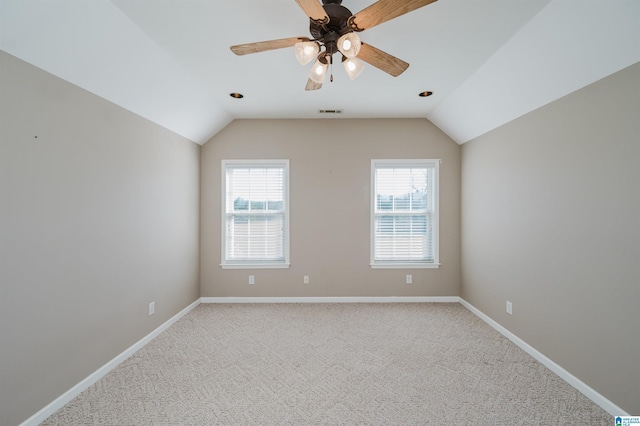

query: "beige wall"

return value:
[461, 62, 640, 413]
[201, 119, 461, 298]
[0, 52, 201, 425]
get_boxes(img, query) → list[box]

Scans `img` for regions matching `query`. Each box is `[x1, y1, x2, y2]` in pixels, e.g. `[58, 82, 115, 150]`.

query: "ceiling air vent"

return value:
[318, 109, 343, 114]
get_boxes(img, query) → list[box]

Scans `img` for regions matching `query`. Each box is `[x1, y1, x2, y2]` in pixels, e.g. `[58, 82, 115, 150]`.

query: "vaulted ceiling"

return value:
[1, 0, 639, 145]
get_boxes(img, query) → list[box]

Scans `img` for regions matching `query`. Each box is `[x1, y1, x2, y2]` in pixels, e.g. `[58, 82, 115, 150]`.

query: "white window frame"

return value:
[370, 159, 440, 269]
[221, 159, 290, 269]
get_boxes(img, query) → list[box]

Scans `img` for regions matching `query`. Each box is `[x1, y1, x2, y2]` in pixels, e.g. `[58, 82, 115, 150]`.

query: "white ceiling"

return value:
[1, 0, 639, 145]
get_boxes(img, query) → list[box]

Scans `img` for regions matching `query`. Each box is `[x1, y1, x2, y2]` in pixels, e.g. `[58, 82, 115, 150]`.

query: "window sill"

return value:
[221, 263, 291, 270]
[370, 263, 441, 269]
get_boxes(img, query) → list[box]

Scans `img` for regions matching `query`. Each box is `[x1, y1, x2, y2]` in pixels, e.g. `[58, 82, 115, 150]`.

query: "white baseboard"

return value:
[19, 298, 201, 426]
[201, 296, 461, 304]
[459, 298, 628, 417]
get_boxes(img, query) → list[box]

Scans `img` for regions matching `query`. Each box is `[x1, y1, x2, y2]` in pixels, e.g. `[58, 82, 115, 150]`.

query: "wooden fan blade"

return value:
[350, 0, 437, 31]
[357, 43, 409, 77]
[230, 37, 309, 56]
[305, 78, 323, 91]
[294, 0, 329, 23]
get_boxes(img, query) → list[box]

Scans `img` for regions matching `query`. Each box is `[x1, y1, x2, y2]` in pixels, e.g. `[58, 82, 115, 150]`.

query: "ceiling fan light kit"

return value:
[230, 0, 437, 91]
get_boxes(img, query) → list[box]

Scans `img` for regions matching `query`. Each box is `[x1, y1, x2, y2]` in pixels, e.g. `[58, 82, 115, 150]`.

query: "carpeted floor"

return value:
[43, 303, 612, 425]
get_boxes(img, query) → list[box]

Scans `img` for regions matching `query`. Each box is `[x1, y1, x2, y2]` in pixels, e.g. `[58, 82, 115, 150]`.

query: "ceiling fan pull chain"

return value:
[330, 57, 334, 82]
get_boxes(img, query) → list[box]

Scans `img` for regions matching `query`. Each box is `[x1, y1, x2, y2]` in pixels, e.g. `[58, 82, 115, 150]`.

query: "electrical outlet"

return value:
[506, 301, 512, 315]
[406, 274, 412, 284]
[303, 275, 309, 284]
[248, 275, 255, 285]
[149, 301, 155, 316]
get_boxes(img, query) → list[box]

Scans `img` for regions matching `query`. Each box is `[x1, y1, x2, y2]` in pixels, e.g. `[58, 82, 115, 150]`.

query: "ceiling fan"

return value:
[230, 0, 437, 90]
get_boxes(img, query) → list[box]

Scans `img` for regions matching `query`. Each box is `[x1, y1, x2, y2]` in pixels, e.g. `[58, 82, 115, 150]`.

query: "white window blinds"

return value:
[222, 160, 289, 268]
[371, 160, 439, 268]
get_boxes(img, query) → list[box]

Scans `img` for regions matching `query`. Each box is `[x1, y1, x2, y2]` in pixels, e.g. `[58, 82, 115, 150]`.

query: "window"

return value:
[221, 160, 290, 268]
[371, 159, 440, 268]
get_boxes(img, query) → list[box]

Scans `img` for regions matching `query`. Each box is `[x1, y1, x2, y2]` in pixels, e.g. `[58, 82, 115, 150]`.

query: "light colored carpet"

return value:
[43, 303, 612, 425]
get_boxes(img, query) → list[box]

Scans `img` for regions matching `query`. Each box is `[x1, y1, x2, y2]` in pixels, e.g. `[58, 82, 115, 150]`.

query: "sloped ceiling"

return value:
[1, 0, 639, 145]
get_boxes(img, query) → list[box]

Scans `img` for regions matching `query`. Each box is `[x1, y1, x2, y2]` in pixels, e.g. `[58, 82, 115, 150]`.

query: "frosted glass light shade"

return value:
[343, 57, 365, 80]
[337, 32, 361, 58]
[309, 59, 328, 83]
[294, 42, 319, 65]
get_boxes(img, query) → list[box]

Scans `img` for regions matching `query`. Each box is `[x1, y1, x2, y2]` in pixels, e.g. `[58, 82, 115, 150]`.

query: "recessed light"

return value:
[229, 92, 244, 99]
[418, 91, 433, 97]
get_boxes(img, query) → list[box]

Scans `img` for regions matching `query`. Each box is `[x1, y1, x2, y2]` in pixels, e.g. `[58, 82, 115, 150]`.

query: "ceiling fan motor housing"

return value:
[310, 2, 354, 50]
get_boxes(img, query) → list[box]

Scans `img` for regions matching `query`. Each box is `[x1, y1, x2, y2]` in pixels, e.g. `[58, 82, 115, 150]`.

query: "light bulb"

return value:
[343, 57, 364, 80]
[294, 42, 320, 65]
[308, 58, 328, 83]
[337, 33, 361, 59]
